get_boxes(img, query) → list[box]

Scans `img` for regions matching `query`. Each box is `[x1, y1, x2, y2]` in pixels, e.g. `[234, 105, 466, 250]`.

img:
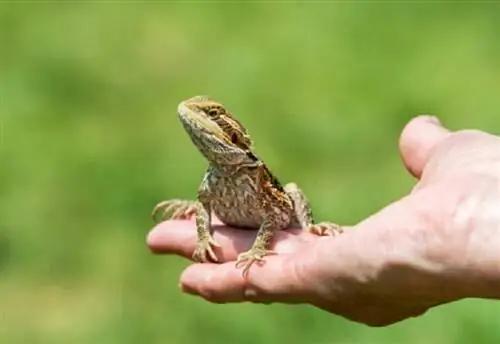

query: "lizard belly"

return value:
[208, 173, 263, 229]
[211, 187, 262, 229]
[206, 167, 293, 230]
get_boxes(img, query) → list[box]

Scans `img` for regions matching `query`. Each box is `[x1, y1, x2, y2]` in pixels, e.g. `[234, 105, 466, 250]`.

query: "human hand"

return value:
[147, 115, 500, 326]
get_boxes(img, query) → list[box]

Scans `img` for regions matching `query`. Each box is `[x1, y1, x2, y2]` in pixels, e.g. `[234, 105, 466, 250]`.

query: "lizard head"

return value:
[177, 96, 256, 166]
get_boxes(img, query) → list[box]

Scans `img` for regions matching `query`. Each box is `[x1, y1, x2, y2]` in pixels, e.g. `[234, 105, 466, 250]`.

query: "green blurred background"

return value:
[2, 3, 500, 343]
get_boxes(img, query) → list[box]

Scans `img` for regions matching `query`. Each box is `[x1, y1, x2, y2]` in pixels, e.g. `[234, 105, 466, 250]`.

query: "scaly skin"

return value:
[152, 96, 343, 276]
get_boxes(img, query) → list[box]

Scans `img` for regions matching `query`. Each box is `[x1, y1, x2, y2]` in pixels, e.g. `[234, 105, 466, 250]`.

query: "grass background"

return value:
[2, 2, 500, 343]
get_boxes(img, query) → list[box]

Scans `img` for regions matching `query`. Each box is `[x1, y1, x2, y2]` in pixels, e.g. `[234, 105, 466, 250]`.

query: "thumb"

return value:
[399, 115, 450, 178]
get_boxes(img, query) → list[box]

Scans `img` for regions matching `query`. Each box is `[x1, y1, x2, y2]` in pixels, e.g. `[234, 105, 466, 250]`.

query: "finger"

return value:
[178, 227, 369, 307]
[179, 252, 319, 304]
[146, 220, 319, 261]
[398, 115, 450, 179]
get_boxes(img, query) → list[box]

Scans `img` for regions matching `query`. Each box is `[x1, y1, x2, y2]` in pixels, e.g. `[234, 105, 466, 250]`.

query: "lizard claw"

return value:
[235, 247, 276, 277]
[152, 199, 197, 222]
[307, 222, 343, 237]
[208, 236, 221, 248]
[192, 236, 221, 263]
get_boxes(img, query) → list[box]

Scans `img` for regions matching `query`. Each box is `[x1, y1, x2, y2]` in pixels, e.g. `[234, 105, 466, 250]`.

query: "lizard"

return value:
[152, 95, 344, 276]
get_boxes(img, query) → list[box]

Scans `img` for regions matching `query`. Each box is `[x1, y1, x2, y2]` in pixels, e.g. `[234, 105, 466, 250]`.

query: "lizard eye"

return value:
[230, 132, 239, 144]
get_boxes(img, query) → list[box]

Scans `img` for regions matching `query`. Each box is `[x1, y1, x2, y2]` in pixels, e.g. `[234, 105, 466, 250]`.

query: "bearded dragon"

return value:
[152, 96, 343, 276]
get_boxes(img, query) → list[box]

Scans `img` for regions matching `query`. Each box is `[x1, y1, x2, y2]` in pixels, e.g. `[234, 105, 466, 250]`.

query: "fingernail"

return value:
[423, 115, 442, 126]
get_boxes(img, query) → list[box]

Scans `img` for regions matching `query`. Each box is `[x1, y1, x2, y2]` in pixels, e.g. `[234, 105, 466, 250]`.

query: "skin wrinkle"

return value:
[312, 233, 384, 304]
[291, 242, 331, 305]
[416, 179, 490, 266]
[312, 233, 377, 301]
[459, 177, 500, 288]
[411, 175, 500, 300]
[408, 188, 455, 265]
[359, 228, 437, 299]
[449, 179, 496, 258]
[364, 198, 438, 277]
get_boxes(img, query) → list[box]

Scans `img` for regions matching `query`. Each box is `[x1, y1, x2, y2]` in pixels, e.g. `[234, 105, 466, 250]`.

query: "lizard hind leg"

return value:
[284, 182, 343, 237]
[152, 199, 198, 222]
[307, 221, 343, 236]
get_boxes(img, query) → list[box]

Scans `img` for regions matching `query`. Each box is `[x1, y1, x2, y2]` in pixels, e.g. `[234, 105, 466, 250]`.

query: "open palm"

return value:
[147, 115, 500, 326]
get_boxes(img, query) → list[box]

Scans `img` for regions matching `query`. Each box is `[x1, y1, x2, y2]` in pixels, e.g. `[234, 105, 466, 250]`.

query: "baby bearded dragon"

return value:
[152, 96, 343, 276]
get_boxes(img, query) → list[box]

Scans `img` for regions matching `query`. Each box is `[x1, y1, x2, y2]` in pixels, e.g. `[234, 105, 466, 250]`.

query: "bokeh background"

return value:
[2, 3, 500, 343]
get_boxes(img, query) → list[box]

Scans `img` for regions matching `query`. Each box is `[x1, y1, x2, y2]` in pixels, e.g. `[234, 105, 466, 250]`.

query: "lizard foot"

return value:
[235, 247, 276, 277]
[307, 222, 343, 237]
[192, 236, 221, 263]
[152, 199, 197, 222]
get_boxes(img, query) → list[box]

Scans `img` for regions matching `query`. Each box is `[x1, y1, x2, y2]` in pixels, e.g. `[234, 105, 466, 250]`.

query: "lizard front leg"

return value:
[235, 179, 290, 276]
[192, 174, 221, 263]
[152, 172, 221, 262]
[235, 216, 277, 277]
[284, 182, 343, 236]
[152, 198, 220, 262]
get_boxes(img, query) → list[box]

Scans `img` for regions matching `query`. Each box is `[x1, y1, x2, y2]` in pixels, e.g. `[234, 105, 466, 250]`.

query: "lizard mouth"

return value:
[177, 101, 231, 144]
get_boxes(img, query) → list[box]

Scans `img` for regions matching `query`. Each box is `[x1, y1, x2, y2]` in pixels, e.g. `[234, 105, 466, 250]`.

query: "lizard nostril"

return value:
[231, 132, 239, 143]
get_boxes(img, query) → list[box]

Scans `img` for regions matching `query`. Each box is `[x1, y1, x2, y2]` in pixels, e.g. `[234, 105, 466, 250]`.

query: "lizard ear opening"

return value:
[230, 131, 252, 150]
[230, 132, 239, 144]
